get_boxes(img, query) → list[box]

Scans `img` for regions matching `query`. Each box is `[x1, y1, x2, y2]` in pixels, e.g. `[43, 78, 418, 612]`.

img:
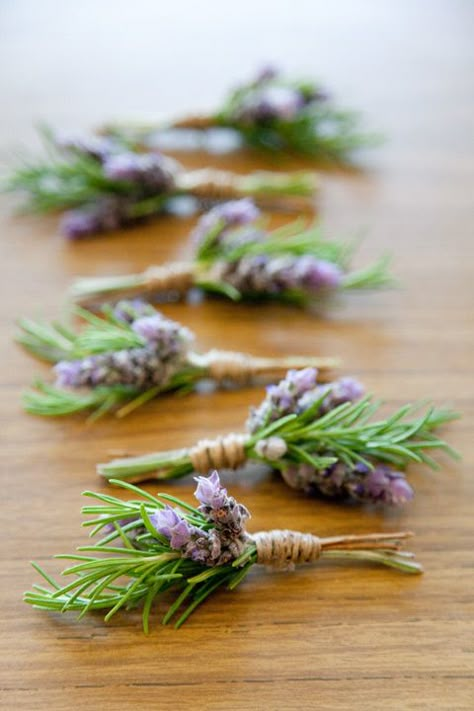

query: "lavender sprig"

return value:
[4, 129, 317, 238]
[71, 199, 392, 308]
[99, 368, 459, 507]
[24, 472, 422, 632]
[102, 66, 380, 162]
[18, 302, 339, 418]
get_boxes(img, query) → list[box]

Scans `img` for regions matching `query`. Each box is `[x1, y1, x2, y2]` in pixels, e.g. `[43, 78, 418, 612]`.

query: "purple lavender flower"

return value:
[194, 470, 228, 509]
[297, 376, 364, 415]
[280, 460, 414, 506]
[192, 198, 260, 250]
[60, 198, 129, 239]
[55, 310, 193, 390]
[246, 368, 318, 433]
[131, 314, 194, 355]
[102, 152, 177, 193]
[209, 254, 342, 297]
[150, 506, 193, 548]
[55, 133, 116, 161]
[236, 85, 305, 123]
[253, 65, 279, 84]
[112, 300, 156, 324]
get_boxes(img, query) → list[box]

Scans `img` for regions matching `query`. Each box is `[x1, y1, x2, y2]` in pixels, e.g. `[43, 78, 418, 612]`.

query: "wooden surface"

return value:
[1, 1, 473, 709]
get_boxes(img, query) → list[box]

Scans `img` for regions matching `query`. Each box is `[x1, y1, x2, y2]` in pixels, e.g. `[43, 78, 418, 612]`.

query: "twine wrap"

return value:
[179, 168, 244, 202]
[190, 434, 248, 473]
[143, 262, 195, 293]
[253, 530, 321, 570]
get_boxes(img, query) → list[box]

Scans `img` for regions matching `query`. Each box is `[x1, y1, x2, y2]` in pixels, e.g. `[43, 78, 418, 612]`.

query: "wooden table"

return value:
[1, 2, 473, 709]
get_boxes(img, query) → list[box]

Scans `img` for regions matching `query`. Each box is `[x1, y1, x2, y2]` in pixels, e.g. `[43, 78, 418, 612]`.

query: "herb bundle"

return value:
[25, 471, 422, 632]
[99, 368, 458, 506]
[71, 198, 391, 308]
[5, 129, 317, 239]
[18, 300, 338, 419]
[103, 66, 378, 161]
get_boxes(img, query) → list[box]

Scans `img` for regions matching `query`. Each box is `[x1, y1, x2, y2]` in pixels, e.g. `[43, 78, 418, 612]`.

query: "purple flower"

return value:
[60, 198, 128, 239]
[253, 65, 279, 84]
[210, 253, 342, 298]
[192, 198, 260, 250]
[150, 506, 193, 549]
[55, 133, 116, 162]
[246, 368, 318, 433]
[297, 376, 364, 415]
[194, 470, 228, 509]
[112, 300, 156, 324]
[102, 151, 176, 192]
[280, 459, 414, 507]
[131, 314, 194, 354]
[296, 257, 343, 291]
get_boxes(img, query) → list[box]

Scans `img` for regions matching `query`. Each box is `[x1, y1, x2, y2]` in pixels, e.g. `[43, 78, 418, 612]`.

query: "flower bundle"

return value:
[24, 471, 422, 632]
[103, 66, 378, 161]
[99, 368, 458, 506]
[5, 129, 317, 239]
[71, 198, 391, 308]
[18, 301, 338, 419]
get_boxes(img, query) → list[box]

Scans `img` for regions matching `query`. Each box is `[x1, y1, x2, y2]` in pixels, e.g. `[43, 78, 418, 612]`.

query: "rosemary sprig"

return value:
[102, 67, 380, 162]
[4, 129, 318, 238]
[24, 475, 422, 633]
[70, 200, 393, 308]
[18, 302, 339, 419]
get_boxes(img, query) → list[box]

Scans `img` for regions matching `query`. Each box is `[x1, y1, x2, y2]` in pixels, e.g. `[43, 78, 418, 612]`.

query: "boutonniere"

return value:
[25, 471, 421, 632]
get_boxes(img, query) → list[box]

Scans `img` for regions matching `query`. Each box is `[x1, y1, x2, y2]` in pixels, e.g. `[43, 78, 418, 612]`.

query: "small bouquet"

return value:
[103, 66, 378, 161]
[25, 471, 422, 632]
[71, 198, 391, 308]
[5, 129, 317, 239]
[99, 368, 458, 506]
[18, 300, 338, 419]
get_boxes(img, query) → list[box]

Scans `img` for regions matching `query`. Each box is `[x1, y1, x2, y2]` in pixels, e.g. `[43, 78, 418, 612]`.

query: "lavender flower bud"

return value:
[210, 254, 342, 297]
[112, 300, 156, 324]
[280, 460, 414, 506]
[150, 507, 193, 548]
[254, 436, 288, 461]
[192, 198, 260, 250]
[236, 86, 305, 123]
[131, 314, 194, 356]
[246, 368, 318, 433]
[194, 470, 228, 509]
[55, 133, 116, 161]
[60, 198, 129, 239]
[253, 65, 279, 84]
[297, 376, 364, 415]
[102, 151, 177, 192]
[55, 310, 193, 390]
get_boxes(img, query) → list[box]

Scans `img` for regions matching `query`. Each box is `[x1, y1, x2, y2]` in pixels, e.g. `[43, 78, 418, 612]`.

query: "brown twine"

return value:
[178, 169, 243, 201]
[253, 530, 321, 570]
[189, 434, 248, 473]
[204, 350, 261, 383]
[143, 262, 194, 293]
[171, 115, 219, 130]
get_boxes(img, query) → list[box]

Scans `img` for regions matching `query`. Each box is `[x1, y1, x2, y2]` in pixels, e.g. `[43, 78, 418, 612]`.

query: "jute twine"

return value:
[143, 262, 194, 293]
[180, 169, 243, 201]
[189, 433, 248, 473]
[252, 530, 321, 570]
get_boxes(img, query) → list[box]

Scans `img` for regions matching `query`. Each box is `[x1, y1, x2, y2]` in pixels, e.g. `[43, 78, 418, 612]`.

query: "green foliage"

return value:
[24, 481, 255, 632]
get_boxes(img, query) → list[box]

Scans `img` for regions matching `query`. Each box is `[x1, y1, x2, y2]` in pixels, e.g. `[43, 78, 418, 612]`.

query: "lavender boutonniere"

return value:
[99, 367, 459, 507]
[25, 471, 421, 632]
[18, 300, 338, 418]
[4, 128, 317, 239]
[71, 198, 391, 308]
[102, 65, 380, 161]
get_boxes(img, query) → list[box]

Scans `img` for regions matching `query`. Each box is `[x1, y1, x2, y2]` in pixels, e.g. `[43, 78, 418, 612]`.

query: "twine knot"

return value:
[253, 530, 321, 570]
[143, 262, 194, 293]
[204, 350, 258, 383]
[190, 434, 248, 473]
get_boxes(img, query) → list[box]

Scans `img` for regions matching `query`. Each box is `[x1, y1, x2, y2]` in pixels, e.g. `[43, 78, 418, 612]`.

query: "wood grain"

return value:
[1, 1, 473, 709]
